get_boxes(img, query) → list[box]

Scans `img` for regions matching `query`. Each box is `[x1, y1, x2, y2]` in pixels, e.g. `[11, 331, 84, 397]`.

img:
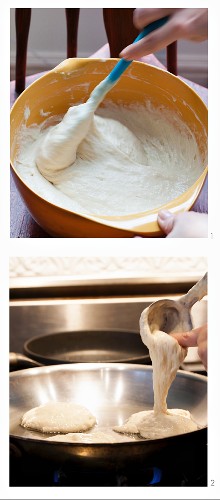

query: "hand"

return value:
[120, 8, 208, 60]
[157, 210, 208, 238]
[171, 324, 207, 370]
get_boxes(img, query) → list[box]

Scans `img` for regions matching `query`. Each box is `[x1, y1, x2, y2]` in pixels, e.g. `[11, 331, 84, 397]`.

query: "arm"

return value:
[120, 8, 208, 60]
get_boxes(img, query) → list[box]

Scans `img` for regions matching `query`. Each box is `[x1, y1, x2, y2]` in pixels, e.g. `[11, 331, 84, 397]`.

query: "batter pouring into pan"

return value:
[113, 310, 198, 439]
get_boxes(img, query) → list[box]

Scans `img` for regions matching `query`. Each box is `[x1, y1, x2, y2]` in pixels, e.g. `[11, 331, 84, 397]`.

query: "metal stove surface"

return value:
[10, 295, 207, 373]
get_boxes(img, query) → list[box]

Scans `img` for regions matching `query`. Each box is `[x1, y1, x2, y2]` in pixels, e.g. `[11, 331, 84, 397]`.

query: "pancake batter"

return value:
[14, 100, 205, 217]
[21, 402, 96, 434]
[48, 428, 134, 443]
[113, 308, 198, 439]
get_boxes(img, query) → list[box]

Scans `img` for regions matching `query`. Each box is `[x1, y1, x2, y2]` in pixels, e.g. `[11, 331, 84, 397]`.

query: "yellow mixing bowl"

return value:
[10, 58, 208, 238]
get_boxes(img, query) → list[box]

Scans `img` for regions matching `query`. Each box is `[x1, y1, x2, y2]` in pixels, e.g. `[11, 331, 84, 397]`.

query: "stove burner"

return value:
[10, 428, 207, 487]
[148, 467, 162, 485]
[52, 465, 163, 487]
[10, 450, 207, 487]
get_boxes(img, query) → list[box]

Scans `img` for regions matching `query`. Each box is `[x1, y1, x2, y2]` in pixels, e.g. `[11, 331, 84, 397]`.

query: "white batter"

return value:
[21, 402, 96, 434]
[36, 78, 113, 175]
[48, 428, 134, 444]
[113, 308, 198, 439]
[141, 327, 187, 415]
[113, 408, 197, 439]
[14, 100, 205, 217]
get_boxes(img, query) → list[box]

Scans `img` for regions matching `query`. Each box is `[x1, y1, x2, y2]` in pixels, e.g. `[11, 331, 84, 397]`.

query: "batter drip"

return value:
[113, 308, 198, 439]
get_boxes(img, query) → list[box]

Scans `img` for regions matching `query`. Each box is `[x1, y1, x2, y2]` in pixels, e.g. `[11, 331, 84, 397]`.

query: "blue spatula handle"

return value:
[107, 16, 169, 84]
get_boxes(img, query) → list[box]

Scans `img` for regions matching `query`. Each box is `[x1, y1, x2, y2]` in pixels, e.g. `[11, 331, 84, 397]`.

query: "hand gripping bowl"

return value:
[10, 58, 208, 238]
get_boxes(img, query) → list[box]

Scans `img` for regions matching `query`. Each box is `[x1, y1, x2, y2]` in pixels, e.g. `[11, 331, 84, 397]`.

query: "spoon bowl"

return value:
[143, 273, 208, 335]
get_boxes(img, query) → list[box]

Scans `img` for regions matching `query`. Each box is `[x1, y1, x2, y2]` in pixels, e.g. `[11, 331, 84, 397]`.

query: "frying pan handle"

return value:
[9, 352, 42, 371]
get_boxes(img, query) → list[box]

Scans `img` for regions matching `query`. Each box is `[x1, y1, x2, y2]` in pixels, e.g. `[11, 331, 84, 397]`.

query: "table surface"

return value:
[10, 49, 208, 238]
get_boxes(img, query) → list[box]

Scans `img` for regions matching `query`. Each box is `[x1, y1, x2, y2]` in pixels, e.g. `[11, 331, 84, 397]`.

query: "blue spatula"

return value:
[107, 16, 169, 85]
[88, 15, 169, 108]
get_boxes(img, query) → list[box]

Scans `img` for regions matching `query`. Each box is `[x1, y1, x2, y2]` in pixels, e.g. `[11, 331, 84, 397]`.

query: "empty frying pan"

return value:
[23, 329, 151, 365]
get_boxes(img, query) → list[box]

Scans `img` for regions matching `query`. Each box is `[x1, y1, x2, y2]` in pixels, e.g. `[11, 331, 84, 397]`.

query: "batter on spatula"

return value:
[113, 309, 198, 439]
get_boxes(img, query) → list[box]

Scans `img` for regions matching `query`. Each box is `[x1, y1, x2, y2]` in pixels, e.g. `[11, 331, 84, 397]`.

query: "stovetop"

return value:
[10, 295, 207, 373]
[10, 294, 207, 486]
[10, 433, 207, 487]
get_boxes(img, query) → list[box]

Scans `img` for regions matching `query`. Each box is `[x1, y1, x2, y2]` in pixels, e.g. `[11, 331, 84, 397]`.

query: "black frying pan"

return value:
[23, 329, 151, 365]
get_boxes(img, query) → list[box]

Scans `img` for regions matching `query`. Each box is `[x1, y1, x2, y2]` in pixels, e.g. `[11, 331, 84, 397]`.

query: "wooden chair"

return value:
[13, 8, 177, 95]
[10, 8, 207, 238]
[11, 8, 207, 105]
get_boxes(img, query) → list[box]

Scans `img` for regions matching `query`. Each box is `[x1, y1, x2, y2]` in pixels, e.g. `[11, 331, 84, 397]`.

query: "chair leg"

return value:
[103, 8, 178, 75]
[15, 8, 31, 94]
[166, 41, 177, 75]
[65, 8, 80, 58]
[103, 8, 138, 57]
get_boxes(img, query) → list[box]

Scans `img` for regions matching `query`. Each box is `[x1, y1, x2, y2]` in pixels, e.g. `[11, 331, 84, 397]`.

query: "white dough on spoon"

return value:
[36, 104, 94, 178]
[36, 78, 113, 178]
[21, 401, 96, 434]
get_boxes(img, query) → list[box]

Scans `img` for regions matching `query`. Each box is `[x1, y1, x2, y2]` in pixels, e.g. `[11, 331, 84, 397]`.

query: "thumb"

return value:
[157, 210, 175, 235]
[171, 328, 200, 348]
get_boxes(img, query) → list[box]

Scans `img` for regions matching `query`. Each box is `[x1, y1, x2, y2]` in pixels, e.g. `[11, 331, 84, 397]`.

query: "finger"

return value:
[171, 329, 201, 348]
[120, 20, 182, 60]
[157, 210, 175, 235]
[133, 8, 178, 30]
[195, 324, 207, 342]
[198, 340, 207, 370]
